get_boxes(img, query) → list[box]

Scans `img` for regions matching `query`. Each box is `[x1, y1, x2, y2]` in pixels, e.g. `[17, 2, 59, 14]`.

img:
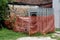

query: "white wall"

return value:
[53, 0, 60, 28]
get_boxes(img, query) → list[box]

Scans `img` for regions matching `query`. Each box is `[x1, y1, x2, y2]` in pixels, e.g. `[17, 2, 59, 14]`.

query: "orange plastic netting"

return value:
[12, 15, 55, 35]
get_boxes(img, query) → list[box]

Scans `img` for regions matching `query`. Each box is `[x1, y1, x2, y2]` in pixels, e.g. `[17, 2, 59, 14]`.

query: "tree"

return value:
[0, 0, 9, 28]
[8, 0, 16, 3]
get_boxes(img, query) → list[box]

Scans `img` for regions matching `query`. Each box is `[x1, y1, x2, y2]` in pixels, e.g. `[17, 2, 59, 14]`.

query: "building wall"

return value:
[9, 4, 53, 16]
[28, 7, 53, 16]
[53, 0, 60, 28]
[39, 8, 53, 16]
[16, 0, 52, 4]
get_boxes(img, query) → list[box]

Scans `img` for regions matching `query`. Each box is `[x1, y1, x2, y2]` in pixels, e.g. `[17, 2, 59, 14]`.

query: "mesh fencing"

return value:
[5, 5, 55, 35]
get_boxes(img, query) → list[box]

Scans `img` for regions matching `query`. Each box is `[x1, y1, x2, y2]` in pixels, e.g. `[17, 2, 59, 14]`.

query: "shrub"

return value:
[0, 0, 10, 28]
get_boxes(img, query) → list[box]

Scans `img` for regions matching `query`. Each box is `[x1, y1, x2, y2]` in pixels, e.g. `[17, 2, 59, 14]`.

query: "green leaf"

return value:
[0, 0, 10, 27]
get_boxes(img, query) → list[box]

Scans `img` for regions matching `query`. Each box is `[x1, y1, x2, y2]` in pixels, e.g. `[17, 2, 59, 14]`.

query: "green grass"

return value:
[0, 28, 28, 40]
[0, 28, 43, 40]
[0, 28, 60, 40]
[56, 28, 60, 31]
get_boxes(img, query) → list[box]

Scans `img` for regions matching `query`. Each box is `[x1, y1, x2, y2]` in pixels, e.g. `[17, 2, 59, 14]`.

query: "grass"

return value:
[56, 28, 60, 31]
[0, 28, 28, 40]
[0, 28, 60, 40]
[0, 28, 43, 40]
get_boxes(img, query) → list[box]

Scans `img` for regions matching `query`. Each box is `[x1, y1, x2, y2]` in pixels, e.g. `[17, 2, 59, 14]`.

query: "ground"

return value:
[0, 28, 60, 40]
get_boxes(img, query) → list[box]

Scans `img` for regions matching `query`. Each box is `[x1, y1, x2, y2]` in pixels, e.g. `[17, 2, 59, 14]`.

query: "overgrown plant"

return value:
[8, 0, 16, 3]
[0, 0, 10, 28]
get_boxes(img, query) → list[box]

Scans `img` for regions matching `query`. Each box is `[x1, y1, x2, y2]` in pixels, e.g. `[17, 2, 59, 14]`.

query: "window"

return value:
[30, 12, 37, 16]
